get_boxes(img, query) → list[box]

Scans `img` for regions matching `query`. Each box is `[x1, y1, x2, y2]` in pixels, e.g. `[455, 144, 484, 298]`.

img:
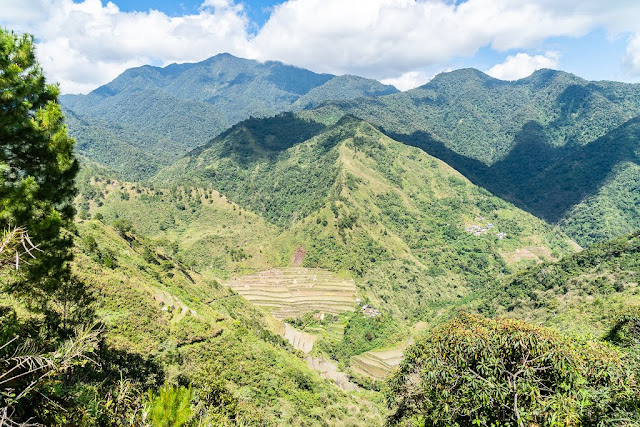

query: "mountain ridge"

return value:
[61, 54, 398, 179]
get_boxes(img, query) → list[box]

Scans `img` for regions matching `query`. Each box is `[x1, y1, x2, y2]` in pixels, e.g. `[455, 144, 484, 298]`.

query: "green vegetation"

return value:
[61, 54, 397, 179]
[387, 313, 640, 426]
[480, 230, 640, 335]
[146, 383, 193, 427]
[0, 29, 78, 315]
[73, 218, 384, 425]
[0, 29, 383, 425]
[5, 25, 640, 425]
[606, 306, 640, 349]
[64, 58, 640, 247]
[146, 116, 574, 324]
[292, 75, 397, 111]
[330, 312, 404, 364]
[301, 68, 640, 246]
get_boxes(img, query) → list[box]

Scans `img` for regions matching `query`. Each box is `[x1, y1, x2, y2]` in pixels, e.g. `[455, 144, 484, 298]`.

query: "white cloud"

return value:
[381, 70, 433, 91]
[249, 0, 617, 78]
[486, 51, 560, 80]
[0, 0, 253, 93]
[623, 32, 640, 75]
[2, 0, 640, 93]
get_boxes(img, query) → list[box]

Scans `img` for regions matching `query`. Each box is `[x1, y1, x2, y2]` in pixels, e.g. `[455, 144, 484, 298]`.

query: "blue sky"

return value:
[113, 0, 280, 27]
[3, 0, 640, 93]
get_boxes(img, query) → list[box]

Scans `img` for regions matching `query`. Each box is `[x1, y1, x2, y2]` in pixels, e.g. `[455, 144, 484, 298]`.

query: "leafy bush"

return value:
[386, 312, 640, 426]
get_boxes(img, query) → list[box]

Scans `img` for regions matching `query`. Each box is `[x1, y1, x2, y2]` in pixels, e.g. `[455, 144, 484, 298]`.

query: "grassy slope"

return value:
[152, 116, 575, 324]
[77, 177, 279, 281]
[73, 219, 384, 425]
[479, 230, 640, 337]
[298, 69, 640, 246]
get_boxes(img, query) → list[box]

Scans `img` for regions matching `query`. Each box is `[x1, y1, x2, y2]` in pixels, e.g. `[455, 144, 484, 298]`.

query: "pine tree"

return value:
[0, 28, 78, 314]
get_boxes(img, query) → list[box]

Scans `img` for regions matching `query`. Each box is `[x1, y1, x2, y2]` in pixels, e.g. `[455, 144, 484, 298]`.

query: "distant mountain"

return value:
[61, 54, 397, 178]
[153, 114, 575, 321]
[301, 69, 640, 245]
[66, 60, 640, 246]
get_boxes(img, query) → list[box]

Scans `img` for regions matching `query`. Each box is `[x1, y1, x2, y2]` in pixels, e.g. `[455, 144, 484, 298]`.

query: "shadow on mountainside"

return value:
[388, 116, 640, 224]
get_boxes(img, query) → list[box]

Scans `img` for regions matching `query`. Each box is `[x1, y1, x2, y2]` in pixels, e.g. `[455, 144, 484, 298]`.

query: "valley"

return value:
[2, 22, 640, 425]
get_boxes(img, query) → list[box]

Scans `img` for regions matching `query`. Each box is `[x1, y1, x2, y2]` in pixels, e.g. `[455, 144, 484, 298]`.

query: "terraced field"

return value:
[224, 267, 357, 318]
[351, 348, 405, 380]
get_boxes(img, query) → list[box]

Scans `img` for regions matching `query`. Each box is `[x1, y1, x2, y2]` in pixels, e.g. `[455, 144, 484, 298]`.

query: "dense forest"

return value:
[2, 25, 640, 426]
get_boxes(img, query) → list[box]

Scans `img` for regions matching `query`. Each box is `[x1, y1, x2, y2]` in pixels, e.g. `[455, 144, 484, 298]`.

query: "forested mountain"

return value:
[300, 69, 640, 245]
[5, 13, 640, 425]
[61, 54, 397, 178]
[62, 57, 640, 247]
[146, 114, 575, 321]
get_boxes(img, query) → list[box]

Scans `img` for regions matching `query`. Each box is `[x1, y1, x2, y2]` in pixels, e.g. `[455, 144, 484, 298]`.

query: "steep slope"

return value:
[73, 219, 384, 425]
[480, 230, 640, 337]
[300, 69, 640, 245]
[62, 54, 397, 178]
[155, 115, 575, 321]
[65, 110, 183, 180]
[75, 175, 281, 280]
[304, 68, 640, 165]
[532, 118, 640, 243]
[292, 75, 398, 111]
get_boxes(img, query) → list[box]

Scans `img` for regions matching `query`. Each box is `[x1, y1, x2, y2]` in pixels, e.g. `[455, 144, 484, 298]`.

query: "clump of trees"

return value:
[386, 312, 640, 426]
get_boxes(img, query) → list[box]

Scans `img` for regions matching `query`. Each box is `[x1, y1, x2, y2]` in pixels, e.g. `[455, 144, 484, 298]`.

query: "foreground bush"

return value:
[386, 312, 639, 426]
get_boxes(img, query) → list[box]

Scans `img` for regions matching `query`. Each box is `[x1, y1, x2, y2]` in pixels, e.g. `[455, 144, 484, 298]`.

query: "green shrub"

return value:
[387, 312, 640, 426]
[146, 382, 193, 427]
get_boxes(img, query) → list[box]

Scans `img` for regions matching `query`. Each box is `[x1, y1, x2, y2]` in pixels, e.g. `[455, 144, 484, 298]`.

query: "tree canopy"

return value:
[0, 28, 78, 311]
[386, 312, 640, 426]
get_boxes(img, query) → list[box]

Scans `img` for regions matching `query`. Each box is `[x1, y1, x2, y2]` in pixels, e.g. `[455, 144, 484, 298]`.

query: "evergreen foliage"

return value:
[61, 54, 397, 179]
[0, 29, 78, 313]
[146, 382, 193, 427]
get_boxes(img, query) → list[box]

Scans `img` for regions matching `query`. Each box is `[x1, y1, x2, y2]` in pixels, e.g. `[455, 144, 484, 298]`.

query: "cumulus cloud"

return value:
[0, 0, 253, 93]
[381, 70, 433, 91]
[2, 0, 640, 93]
[623, 32, 640, 75]
[250, 0, 608, 77]
[486, 51, 560, 80]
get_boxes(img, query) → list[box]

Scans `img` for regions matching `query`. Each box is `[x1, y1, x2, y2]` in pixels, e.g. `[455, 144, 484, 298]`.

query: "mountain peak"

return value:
[519, 68, 585, 86]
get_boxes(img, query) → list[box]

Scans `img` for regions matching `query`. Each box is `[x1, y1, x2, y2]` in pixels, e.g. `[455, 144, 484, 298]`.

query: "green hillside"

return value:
[64, 61, 640, 247]
[65, 110, 183, 180]
[480, 229, 640, 336]
[61, 54, 397, 179]
[292, 75, 398, 111]
[300, 69, 640, 245]
[73, 219, 384, 425]
[304, 69, 640, 164]
[6, 20, 640, 426]
[152, 115, 575, 322]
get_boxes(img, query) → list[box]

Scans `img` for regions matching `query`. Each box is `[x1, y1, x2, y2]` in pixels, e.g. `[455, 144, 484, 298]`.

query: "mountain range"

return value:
[63, 57, 640, 246]
[60, 54, 640, 424]
[61, 53, 397, 179]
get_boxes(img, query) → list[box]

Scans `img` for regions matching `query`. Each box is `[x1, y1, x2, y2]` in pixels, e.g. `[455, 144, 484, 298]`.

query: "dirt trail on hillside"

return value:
[307, 356, 359, 392]
[283, 323, 317, 354]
